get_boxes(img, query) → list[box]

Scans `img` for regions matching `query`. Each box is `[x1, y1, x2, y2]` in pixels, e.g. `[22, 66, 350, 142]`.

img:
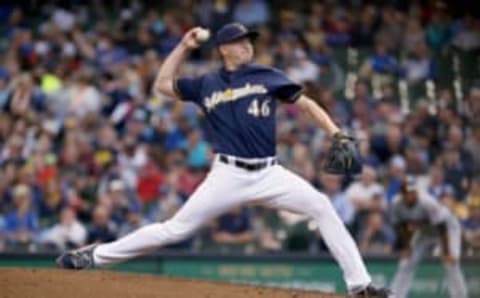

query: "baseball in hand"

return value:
[195, 28, 210, 42]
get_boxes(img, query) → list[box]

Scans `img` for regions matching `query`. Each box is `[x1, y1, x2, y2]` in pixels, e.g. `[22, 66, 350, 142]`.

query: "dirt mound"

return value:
[0, 268, 342, 298]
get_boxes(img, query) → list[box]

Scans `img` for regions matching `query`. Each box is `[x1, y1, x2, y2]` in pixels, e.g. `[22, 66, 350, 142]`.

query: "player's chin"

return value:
[241, 55, 254, 64]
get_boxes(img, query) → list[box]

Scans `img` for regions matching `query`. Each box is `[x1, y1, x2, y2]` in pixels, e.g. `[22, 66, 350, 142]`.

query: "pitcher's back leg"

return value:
[91, 164, 249, 267]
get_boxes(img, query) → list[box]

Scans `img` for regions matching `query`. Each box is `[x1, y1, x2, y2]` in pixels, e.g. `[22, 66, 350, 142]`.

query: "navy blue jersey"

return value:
[174, 63, 302, 158]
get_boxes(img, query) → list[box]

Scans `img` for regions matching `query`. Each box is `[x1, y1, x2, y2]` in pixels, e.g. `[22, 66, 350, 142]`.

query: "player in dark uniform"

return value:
[57, 23, 389, 298]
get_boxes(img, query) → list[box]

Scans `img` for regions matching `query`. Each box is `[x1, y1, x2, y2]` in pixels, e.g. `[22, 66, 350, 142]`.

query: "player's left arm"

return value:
[423, 194, 455, 262]
[395, 221, 414, 256]
[294, 94, 363, 174]
[294, 95, 341, 136]
[437, 222, 451, 258]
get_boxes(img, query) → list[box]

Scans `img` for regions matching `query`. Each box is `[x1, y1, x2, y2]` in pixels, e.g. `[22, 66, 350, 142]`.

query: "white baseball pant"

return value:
[93, 155, 372, 290]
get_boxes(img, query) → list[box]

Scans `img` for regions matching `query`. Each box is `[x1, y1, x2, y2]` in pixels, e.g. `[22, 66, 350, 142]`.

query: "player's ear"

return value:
[218, 45, 226, 57]
[217, 46, 229, 65]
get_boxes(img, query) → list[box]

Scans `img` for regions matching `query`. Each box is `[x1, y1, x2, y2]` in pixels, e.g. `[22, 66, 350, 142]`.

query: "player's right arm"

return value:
[152, 27, 203, 98]
[395, 221, 414, 258]
[391, 198, 414, 258]
[421, 194, 456, 263]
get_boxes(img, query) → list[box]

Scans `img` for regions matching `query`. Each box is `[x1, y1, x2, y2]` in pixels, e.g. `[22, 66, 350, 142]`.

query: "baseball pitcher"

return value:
[390, 176, 468, 298]
[57, 23, 389, 298]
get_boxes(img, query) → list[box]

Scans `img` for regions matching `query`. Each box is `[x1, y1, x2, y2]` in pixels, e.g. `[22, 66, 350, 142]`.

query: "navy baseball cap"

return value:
[214, 23, 259, 46]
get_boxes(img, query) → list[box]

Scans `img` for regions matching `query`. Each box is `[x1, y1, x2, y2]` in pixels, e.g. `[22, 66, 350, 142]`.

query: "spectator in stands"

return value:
[452, 14, 480, 51]
[233, 0, 270, 26]
[371, 123, 407, 163]
[102, 179, 137, 226]
[463, 202, 480, 256]
[87, 204, 117, 244]
[304, 4, 326, 50]
[286, 49, 319, 84]
[37, 178, 65, 228]
[351, 80, 376, 109]
[465, 87, 480, 121]
[426, 7, 452, 51]
[0, 112, 12, 145]
[403, 17, 426, 53]
[253, 209, 282, 253]
[136, 162, 165, 205]
[147, 173, 184, 223]
[94, 123, 119, 159]
[3, 184, 38, 248]
[442, 146, 471, 201]
[467, 176, 480, 201]
[403, 141, 429, 175]
[375, 6, 404, 50]
[1, 135, 26, 164]
[438, 187, 466, 219]
[157, 13, 184, 56]
[349, 93, 375, 130]
[312, 54, 345, 92]
[350, 5, 378, 47]
[385, 155, 407, 204]
[10, 73, 46, 115]
[427, 165, 455, 200]
[359, 42, 401, 79]
[317, 87, 350, 127]
[346, 166, 386, 216]
[358, 211, 395, 255]
[446, 125, 474, 175]
[118, 207, 149, 238]
[186, 128, 210, 169]
[371, 97, 401, 136]
[31, 142, 58, 187]
[0, 69, 10, 109]
[403, 41, 436, 82]
[195, 0, 230, 30]
[320, 173, 354, 226]
[290, 143, 315, 183]
[212, 207, 254, 250]
[277, 10, 302, 42]
[0, 171, 12, 214]
[324, 9, 351, 47]
[357, 136, 381, 168]
[118, 136, 148, 189]
[40, 207, 87, 250]
[126, 108, 152, 143]
[465, 121, 480, 175]
[65, 70, 101, 119]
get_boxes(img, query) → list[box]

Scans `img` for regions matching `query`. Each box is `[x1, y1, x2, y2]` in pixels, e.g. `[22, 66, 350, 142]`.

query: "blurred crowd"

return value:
[0, 0, 479, 257]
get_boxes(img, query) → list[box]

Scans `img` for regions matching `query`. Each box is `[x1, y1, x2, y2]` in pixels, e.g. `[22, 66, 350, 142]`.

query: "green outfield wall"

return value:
[1, 253, 479, 298]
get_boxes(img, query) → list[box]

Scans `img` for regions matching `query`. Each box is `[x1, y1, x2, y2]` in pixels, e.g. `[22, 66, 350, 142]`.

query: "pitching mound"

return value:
[0, 268, 342, 298]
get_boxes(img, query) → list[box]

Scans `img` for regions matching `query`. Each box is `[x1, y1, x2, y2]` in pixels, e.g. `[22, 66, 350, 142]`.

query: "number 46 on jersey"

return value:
[248, 99, 270, 117]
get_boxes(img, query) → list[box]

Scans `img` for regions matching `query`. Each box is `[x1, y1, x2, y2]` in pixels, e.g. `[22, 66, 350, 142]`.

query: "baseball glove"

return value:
[323, 132, 362, 175]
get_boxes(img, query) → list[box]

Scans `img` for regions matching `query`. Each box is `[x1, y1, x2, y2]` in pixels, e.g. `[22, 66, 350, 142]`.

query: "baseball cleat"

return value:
[348, 284, 391, 298]
[56, 244, 97, 270]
